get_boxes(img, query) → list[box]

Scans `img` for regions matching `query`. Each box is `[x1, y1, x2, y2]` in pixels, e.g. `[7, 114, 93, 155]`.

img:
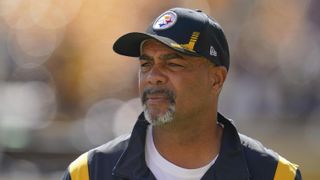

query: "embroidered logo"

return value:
[153, 11, 177, 30]
[210, 46, 217, 56]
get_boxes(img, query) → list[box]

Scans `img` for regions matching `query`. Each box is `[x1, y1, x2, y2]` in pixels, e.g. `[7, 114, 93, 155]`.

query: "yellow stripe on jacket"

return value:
[69, 152, 89, 180]
[274, 155, 299, 180]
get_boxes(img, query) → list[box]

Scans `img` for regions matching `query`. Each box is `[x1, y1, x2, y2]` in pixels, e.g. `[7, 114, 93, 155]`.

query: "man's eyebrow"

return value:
[139, 53, 184, 61]
[159, 53, 184, 60]
[139, 54, 153, 61]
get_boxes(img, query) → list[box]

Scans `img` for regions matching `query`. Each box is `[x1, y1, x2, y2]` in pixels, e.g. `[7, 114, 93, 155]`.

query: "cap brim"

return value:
[113, 32, 199, 57]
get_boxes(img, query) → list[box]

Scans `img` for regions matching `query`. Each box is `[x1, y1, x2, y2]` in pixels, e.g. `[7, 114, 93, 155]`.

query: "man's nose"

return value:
[146, 65, 168, 85]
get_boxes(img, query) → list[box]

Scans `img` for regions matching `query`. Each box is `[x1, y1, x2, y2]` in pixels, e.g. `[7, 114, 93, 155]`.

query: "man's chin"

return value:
[143, 108, 175, 126]
[147, 110, 167, 118]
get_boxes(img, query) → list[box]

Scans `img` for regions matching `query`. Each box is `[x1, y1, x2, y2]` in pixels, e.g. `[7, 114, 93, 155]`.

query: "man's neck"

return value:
[152, 114, 223, 169]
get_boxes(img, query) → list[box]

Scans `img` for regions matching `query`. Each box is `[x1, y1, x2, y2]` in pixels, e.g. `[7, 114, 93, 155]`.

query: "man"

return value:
[63, 7, 301, 180]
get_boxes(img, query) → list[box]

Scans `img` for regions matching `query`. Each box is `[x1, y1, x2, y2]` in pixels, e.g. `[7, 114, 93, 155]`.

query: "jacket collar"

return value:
[112, 113, 156, 179]
[113, 113, 250, 180]
[202, 113, 250, 180]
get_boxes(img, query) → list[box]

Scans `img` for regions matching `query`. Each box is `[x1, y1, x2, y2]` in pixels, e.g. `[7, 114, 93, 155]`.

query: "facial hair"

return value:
[141, 87, 176, 126]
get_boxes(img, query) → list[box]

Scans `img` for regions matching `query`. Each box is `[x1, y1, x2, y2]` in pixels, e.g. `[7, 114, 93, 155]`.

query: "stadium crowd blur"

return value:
[0, 0, 319, 179]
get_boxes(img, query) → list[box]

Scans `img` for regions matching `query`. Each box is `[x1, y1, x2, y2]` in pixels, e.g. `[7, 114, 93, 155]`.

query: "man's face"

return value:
[139, 40, 215, 126]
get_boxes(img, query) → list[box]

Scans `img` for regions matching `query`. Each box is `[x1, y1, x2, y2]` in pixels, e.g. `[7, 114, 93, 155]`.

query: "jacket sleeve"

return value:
[294, 168, 302, 180]
[274, 155, 302, 180]
[61, 169, 71, 180]
[61, 152, 90, 180]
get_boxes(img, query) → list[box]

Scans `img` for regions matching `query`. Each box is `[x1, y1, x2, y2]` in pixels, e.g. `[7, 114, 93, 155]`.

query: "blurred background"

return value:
[0, 0, 319, 179]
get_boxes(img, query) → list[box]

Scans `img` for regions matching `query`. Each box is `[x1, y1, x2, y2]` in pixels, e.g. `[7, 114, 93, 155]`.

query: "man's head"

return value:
[113, 7, 229, 126]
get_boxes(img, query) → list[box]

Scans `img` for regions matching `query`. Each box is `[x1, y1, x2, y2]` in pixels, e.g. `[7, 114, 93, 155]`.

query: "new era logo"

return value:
[210, 46, 217, 56]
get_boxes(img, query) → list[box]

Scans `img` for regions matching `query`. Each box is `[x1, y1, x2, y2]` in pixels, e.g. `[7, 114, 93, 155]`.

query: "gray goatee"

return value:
[141, 87, 176, 126]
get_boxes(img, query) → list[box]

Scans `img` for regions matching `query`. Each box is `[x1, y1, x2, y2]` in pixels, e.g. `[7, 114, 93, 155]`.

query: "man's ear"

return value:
[209, 66, 227, 92]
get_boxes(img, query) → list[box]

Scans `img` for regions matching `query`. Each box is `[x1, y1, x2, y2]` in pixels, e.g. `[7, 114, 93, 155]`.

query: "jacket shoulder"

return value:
[63, 152, 90, 180]
[89, 134, 131, 166]
[239, 134, 301, 180]
[64, 134, 131, 180]
[94, 133, 131, 154]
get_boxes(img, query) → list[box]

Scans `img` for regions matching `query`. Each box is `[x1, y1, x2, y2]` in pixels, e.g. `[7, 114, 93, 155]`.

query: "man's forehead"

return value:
[140, 39, 175, 54]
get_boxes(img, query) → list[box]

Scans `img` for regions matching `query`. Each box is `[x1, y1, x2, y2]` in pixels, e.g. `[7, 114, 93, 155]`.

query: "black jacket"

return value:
[62, 113, 302, 180]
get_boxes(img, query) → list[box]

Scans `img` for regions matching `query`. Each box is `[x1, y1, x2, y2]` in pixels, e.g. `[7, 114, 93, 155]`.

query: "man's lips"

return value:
[142, 87, 176, 105]
[146, 95, 168, 104]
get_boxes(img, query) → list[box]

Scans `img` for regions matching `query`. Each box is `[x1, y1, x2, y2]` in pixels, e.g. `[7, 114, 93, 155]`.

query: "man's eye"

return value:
[141, 62, 151, 67]
[168, 63, 180, 66]
[140, 62, 152, 71]
[167, 63, 184, 69]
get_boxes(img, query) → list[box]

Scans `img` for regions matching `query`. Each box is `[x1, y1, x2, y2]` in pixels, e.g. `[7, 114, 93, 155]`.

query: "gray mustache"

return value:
[142, 87, 176, 104]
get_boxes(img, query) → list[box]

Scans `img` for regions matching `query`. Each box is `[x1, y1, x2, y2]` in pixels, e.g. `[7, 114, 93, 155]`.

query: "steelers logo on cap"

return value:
[153, 11, 177, 30]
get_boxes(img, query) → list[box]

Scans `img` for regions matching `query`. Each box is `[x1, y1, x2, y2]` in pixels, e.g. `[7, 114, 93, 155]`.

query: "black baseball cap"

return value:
[113, 7, 230, 70]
